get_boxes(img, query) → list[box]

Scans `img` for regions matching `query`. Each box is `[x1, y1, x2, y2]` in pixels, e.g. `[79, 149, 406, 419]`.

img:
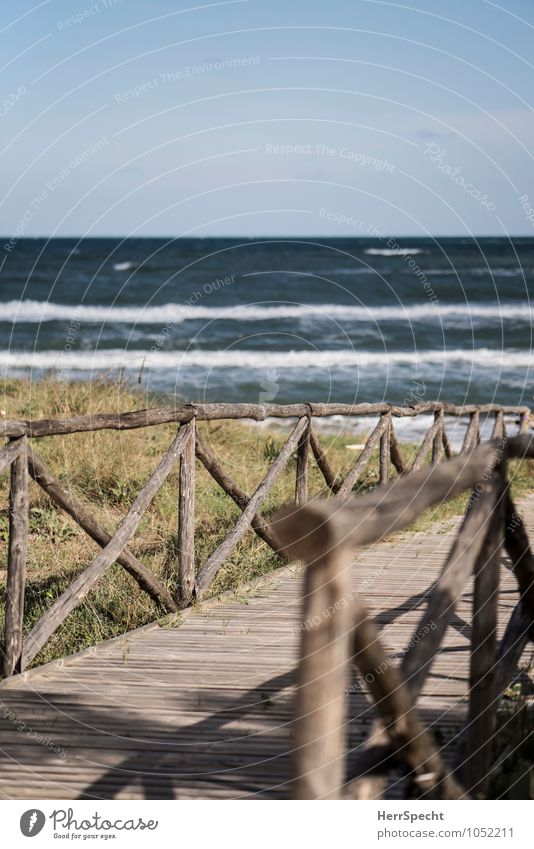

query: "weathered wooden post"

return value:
[379, 412, 391, 484]
[292, 529, 352, 799]
[4, 436, 29, 678]
[519, 410, 530, 434]
[295, 418, 310, 506]
[491, 409, 505, 440]
[432, 409, 444, 464]
[462, 461, 506, 796]
[177, 419, 196, 607]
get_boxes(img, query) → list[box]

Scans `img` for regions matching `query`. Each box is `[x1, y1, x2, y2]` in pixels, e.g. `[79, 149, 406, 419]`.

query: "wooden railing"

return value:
[0, 401, 530, 678]
[274, 434, 534, 800]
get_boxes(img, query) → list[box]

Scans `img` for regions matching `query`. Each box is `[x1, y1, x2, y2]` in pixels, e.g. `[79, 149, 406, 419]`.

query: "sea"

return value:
[1, 236, 533, 442]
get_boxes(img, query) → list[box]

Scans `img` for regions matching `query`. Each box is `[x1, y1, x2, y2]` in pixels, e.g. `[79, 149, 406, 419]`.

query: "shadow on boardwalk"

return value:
[0, 667, 472, 800]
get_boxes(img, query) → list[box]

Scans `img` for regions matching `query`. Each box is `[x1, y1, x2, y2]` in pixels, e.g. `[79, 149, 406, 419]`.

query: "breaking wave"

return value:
[0, 300, 530, 324]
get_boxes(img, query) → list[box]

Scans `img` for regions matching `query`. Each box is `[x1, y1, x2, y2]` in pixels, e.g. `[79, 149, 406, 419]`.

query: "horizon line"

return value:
[3, 234, 534, 241]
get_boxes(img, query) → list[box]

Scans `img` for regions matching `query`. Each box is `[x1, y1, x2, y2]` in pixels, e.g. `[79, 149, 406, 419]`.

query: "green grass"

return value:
[1, 375, 533, 670]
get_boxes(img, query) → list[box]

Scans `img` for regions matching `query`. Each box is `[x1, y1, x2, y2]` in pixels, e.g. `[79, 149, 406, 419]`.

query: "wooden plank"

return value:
[295, 419, 310, 506]
[27, 446, 177, 613]
[21, 426, 188, 669]
[195, 417, 308, 596]
[177, 420, 196, 607]
[3, 438, 29, 678]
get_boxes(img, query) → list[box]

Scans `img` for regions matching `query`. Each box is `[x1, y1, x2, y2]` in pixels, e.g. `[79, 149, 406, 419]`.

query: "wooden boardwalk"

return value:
[0, 501, 532, 800]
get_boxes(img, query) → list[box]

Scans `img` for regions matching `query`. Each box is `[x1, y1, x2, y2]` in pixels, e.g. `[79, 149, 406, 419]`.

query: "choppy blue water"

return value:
[1, 237, 533, 408]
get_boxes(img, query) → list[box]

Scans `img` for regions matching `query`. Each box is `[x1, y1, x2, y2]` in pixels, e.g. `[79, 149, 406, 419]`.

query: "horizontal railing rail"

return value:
[0, 402, 531, 683]
[274, 434, 534, 800]
[0, 401, 530, 439]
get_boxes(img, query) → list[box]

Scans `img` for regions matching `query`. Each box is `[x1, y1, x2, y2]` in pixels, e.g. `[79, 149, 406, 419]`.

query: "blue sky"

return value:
[2, 0, 534, 237]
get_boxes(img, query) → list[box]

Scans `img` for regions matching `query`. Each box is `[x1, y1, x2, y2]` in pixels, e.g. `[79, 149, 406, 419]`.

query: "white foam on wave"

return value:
[0, 300, 531, 324]
[470, 267, 527, 277]
[364, 247, 426, 256]
[1, 347, 532, 371]
[329, 267, 376, 275]
[417, 267, 531, 278]
[112, 261, 135, 271]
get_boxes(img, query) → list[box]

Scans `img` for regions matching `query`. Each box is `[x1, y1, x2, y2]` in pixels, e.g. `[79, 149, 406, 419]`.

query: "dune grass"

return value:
[0, 375, 533, 670]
